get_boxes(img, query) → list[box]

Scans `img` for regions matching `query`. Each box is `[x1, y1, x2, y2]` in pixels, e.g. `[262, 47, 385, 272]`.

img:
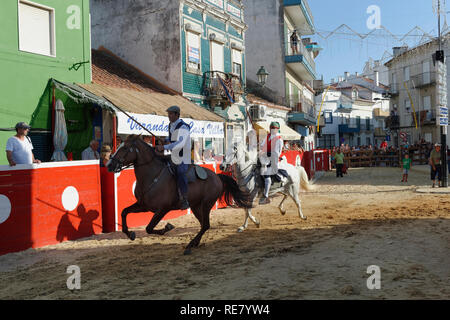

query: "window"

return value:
[231, 48, 242, 78]
[423, 96, 431, 111]
[186, 31, 201, 72]
[324, 111, 333, 124]
[210, 41, 224, 72]
[18, 1, 55, 57]
[352, 89, 358, 100]
[422, 60, 430, 84]
[404, 66, 410, 81]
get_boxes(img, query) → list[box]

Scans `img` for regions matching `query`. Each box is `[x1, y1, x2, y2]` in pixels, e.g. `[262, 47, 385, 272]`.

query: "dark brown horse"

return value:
[107, 135, 252, 255]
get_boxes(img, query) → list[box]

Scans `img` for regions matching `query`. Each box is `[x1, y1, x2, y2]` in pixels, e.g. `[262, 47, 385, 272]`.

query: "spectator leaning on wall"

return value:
[6, 122, 41, 166]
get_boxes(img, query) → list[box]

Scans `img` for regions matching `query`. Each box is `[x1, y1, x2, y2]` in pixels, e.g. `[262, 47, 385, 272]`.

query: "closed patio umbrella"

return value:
[51, 99, 68, 161]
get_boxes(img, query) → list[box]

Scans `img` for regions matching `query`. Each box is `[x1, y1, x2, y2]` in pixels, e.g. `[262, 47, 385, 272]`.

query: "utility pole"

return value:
[435, 0, 448, 187]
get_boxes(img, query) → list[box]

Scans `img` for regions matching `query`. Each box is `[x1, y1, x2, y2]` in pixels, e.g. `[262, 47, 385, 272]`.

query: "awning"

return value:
[77, 83, 224, 122]
[254, 121, 302, 141]
[52, 79, 225, 138]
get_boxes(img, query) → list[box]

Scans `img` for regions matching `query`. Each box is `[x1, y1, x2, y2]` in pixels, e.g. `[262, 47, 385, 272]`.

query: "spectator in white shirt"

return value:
[6, 122, 41, 166]
[81, 140, 100, 160]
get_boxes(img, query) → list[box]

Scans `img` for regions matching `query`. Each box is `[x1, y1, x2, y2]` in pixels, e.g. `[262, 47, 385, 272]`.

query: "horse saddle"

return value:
[167, 163, 208, 183]
[187, 165, 208, 182]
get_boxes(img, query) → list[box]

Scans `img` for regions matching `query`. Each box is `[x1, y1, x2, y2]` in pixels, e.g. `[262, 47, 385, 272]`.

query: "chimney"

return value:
[344, 72, 350, 79]
[331, 78, 335, 83]
[355, 72, 359, 78]
[374, 71, 379, 86]
[393, 46, 408, 56]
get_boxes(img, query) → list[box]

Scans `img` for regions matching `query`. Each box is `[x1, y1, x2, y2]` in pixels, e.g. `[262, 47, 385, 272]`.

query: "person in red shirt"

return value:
[380, 140, 388, 150]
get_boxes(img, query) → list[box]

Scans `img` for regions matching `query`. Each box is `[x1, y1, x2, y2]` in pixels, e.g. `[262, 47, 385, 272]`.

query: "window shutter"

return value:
[19, 2, 54, 56]
[211, 41, 224, 72]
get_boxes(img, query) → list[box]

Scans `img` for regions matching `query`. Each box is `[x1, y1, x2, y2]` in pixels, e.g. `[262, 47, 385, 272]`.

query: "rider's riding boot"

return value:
[178, 189, 190, 210]
[259, 176, 271, 204]
[180, 196, 190, 210]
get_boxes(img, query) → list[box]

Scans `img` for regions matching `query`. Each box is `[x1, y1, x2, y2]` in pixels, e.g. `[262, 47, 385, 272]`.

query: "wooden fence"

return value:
[337, 146, 432, 168]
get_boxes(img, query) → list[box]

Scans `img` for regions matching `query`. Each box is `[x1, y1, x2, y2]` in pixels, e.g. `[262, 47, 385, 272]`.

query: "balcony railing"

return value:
[373, 108, 389, 118]
[385, 115, 400, 129]
[203, 71, 243, 105]
[410, 72, 436, 88]
[286, 38, 316, 73]
[286, 94, 316, 117]
[389, 83, 399, 96]
[411, 110, 436, 126]
[374, 127, 386, 136]
[359, 124, 374, 131]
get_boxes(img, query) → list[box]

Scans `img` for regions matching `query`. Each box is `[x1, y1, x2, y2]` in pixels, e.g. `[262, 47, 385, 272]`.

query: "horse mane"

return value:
[125, 134, 162, 161]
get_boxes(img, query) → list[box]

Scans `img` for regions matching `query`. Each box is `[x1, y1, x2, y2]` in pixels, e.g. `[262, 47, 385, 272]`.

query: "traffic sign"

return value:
[440, 116, 448, 126]
[439, 106, 448, 116]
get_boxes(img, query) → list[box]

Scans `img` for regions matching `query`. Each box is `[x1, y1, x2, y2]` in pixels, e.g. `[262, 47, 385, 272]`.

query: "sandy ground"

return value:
[0, 167, 449, 300]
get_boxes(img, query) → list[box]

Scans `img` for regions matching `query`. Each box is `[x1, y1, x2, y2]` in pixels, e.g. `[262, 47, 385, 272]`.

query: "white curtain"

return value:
[51, 99, 68, 161]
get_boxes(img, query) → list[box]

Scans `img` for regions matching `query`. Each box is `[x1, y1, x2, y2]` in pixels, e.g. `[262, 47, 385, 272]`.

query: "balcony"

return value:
[339, 124, 360, 133]
[411, 110, 436, 126]
[374, 127, 386, 136]
[287, 95, 316, 125]
[359, 124, 374, 131]
[285, 39, 317, 80]
[203, 71, 243, 107]
[389, 83, 399, 96]
[373, 108, 389, 118]
[283, 0, 314, 35]
[385, 115, 400, 129]
[410, 72, 436, 88]
[336, 103, 352, 113]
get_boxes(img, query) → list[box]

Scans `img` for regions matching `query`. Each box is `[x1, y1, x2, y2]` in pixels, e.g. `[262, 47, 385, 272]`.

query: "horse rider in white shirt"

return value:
[258, 121, 283, 204]
[156, 105, 191, 210]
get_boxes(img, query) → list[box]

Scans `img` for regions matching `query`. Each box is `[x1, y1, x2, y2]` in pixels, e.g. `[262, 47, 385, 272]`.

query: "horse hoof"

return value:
[301, 216, 307, 220]
[256, 222, 261, 228]
[128, 231, 136, 241]
[165, 223, 175, 232]
[237, 227, 244, 233]
[184, 248, 192, 255]
[280, 211, 286, 216]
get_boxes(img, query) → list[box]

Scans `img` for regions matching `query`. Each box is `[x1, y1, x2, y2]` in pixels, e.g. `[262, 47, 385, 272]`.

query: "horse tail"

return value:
[218, 174, 253, 208]
[297, 166, 313, 191]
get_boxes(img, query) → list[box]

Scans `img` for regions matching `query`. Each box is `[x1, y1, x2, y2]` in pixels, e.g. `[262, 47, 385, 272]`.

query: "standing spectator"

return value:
[290, 30, 299, 54]
[116, 135, 123, 146]
[380, 139, 388, 151]
[447, 145, 450, 174]
[100, 144, 112, 167]
[82, 140, 100, 160]
[334, 148, 345, 178]
[401, 153, 412, 183]
[142, 135, 152, 146]
[6, 122, 41, 166]
[429, 143, 442, 188]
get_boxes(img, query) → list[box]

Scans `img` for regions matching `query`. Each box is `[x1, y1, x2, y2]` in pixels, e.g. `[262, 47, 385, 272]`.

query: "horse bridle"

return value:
[109, 139, 151, 173]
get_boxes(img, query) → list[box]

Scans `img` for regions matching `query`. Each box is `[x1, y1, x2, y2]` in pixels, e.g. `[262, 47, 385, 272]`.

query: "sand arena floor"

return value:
[0, 167, 449, 299]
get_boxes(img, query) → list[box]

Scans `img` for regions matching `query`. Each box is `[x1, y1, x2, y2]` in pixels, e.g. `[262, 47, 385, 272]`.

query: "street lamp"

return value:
[256, 66, 269, 87]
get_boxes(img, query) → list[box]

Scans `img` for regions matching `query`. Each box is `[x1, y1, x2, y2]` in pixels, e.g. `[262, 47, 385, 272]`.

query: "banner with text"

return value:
[117, 112, 224, 138]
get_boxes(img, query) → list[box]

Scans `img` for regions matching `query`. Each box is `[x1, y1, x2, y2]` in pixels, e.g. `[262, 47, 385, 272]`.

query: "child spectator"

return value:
[401, 153, 412, 183]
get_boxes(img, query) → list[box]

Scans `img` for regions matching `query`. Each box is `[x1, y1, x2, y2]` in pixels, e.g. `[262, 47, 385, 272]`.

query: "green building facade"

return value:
[0, 0, 91, 164]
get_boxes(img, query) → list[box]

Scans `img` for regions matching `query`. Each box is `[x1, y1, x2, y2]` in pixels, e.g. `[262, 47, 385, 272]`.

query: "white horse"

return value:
[220, 142, 312, 232]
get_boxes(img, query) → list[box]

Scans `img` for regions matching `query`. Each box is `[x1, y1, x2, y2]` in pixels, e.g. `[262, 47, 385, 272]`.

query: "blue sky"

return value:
[308, 0, 445, 83]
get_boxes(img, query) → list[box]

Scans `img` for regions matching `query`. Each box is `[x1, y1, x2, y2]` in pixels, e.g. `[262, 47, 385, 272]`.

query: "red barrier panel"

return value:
[0, 161, 103, 256]
[281, 150, 303, 167]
